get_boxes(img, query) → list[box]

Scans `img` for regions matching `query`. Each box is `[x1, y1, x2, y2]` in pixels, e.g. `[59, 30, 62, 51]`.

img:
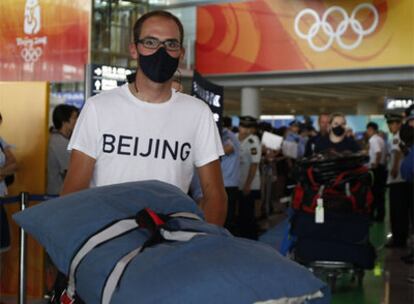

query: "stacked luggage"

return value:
[290, 152, 377, 289]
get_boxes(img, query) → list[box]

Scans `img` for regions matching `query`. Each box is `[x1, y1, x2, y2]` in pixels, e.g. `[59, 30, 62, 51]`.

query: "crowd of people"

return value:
[188, 109, 414, 253]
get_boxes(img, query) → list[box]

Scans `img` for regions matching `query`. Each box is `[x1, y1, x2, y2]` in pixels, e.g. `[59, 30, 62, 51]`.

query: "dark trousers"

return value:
[371, 165, 387, 221]
[224, 187, 238, 233]
[389, 182, 411, 245]
[237, 190, 259, 240]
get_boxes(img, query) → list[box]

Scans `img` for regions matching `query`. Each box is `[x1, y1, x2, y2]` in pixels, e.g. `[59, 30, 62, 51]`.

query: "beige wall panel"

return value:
[0, 81, 49, 298]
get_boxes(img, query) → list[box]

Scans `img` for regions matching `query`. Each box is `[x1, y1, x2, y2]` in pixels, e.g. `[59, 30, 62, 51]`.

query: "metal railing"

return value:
[1, 193, 58, 304]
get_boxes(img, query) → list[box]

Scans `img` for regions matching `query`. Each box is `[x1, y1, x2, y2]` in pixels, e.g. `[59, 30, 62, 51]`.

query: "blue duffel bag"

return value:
[14, 181, 329, 304]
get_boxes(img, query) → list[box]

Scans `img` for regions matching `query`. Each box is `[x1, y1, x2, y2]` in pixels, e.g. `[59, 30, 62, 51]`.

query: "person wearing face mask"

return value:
[62, 10, 227, 226]
[313, 113, 361, 154]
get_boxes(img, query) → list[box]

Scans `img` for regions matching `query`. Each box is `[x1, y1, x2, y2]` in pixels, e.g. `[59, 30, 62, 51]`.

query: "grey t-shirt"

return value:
[47, 131, 70, 195]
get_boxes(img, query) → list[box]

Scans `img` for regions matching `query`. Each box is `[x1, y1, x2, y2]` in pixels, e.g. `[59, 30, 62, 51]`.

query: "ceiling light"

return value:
[260, 115, 295, 120]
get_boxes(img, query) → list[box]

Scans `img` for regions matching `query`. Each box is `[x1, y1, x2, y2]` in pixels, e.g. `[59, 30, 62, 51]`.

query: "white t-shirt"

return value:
[387, 132, 404, 184]
[68, 84, 224, 193]
[239, 134, 261, 190]
[368, 134, 386, 167]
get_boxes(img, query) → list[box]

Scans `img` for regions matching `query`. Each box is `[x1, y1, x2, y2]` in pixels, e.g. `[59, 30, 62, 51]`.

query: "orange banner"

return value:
[0, 0, 91, 81]
[196, 0, 414, 74]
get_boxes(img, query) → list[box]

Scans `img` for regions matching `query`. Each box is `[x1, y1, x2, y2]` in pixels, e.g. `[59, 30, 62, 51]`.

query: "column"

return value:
[356, 99, 380, 115]
[241, 87, 260, 118]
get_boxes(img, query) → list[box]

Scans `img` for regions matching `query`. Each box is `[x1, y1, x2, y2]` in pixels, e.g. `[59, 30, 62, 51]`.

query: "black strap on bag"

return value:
[0, 142, 15, 186]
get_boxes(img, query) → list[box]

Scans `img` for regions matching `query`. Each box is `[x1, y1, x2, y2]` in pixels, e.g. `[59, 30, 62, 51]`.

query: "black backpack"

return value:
[0, 142, 15, 186]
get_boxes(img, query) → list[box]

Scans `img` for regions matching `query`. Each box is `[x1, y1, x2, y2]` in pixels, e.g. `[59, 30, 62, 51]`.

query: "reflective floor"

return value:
[258, 201, 414, 304]
[331, 221, 413, 304]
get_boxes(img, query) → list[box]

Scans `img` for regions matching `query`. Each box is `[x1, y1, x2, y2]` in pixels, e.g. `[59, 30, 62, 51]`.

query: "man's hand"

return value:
[391, 167, 399, 179]
[242, 184, 251, 196]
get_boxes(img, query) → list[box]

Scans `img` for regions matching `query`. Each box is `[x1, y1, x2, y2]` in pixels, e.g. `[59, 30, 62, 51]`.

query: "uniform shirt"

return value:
[0, 138, 12, 196]
[189, 128, 240, 201]
[68, 84, 224, 193]
[47, 130, 70, 195]
[387, 132, 404, 184]
[368, 134, 386, 167]
[285, 132, 306, 158]
[239, 134, 261, 190]
[221, 128, 240, 188]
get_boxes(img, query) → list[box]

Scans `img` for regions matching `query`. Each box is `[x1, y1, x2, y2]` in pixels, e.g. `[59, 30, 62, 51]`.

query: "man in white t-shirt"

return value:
[366, 122, 387, 222]
[385, 113, 410, 248]
[62, 10, 227, 226]
[237, 116, 261, 239]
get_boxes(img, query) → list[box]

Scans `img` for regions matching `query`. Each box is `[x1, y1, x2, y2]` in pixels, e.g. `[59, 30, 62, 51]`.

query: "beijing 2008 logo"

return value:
[294, 3, 379, 52]
[15, 0, 47, 71]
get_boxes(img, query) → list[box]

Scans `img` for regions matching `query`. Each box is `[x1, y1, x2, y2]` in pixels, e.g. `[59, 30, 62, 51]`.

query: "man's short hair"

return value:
[222, 116, 232, 128]
[329, 112, 346, 124]
[405, 104, 414, 121]
[385, 113, 403, 123]
[52, 104, 78, 130]
[133, 10, 184, 44]
[366, 121, 378, 131]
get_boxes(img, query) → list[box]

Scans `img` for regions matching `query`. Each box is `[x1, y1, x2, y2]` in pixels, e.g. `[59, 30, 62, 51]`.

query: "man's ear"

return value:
[179, 47, 186, 62]
[129, 43, 138, 60]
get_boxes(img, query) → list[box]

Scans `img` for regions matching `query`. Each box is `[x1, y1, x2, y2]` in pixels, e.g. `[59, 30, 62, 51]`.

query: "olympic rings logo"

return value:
[20, 46, 43, 63]
[294, 3, 379, 52]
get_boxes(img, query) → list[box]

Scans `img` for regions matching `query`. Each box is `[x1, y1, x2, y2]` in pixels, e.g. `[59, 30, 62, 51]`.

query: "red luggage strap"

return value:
[63, 209, 203, 304]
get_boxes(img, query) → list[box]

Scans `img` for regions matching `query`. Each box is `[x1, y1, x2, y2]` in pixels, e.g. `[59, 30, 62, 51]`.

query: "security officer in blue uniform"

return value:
[237, 116, 261, 239]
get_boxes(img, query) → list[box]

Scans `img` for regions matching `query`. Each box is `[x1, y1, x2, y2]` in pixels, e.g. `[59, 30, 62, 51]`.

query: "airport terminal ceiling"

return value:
[220, 81, 414, 115]
[179, 66, 414, 115]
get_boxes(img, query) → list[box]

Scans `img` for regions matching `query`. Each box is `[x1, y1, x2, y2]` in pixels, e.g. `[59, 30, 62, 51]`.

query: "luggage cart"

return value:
[306, 261, 364, 292]
[288, 153, 376, 292]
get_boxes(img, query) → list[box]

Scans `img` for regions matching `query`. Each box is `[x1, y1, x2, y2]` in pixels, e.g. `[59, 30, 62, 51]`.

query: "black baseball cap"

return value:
[385, 113, 403, 123]
[239, 116, 257, 128]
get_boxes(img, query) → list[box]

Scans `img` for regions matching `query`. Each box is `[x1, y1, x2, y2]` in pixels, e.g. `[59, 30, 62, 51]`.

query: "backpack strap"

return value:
[101, 209, 203, 304]
[64, 218, 139, 301]
[62, 209, 203, 304]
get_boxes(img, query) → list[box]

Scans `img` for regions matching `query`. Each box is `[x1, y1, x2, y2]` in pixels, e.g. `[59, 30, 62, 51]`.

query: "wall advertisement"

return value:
[196, 0, 413, 74]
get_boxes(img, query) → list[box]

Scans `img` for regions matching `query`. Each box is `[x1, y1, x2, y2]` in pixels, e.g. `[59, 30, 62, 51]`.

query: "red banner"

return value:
[0, 0, 91, 81]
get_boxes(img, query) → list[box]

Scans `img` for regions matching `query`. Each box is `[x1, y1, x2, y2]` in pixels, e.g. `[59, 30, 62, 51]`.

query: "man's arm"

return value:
[0, 147, 17, 177]
[391, 150, 402, 179]
[61, 150, 96, 195]
[223, 143, 234, 155]
[373, 151, 381, 168]
[243, 163, 258, 195]
[197, 159, 227, 226]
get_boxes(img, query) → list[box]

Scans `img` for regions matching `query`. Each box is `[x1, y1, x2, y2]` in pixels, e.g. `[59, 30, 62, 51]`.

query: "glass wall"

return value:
[91, 0, 149, 68]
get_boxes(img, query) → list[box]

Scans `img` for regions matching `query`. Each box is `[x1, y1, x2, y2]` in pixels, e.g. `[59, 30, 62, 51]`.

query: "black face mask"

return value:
[139, 47, 179, 83]
[331, 125, 345, 137]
